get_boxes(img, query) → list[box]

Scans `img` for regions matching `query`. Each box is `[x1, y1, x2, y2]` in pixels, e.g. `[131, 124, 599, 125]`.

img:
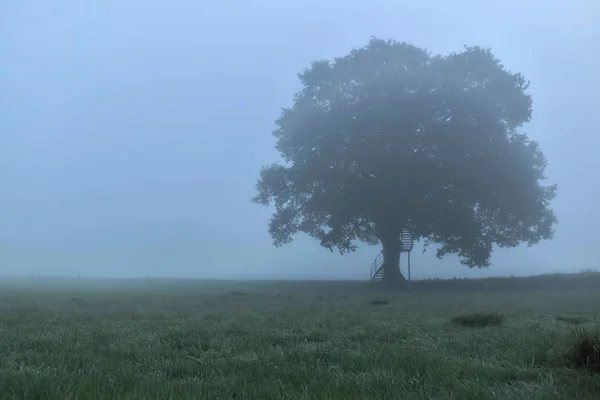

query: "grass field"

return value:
[0, 273, 599, 399]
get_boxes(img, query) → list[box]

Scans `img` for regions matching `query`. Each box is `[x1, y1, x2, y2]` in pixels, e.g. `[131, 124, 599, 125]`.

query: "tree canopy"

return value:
[252, 37, 557, 283]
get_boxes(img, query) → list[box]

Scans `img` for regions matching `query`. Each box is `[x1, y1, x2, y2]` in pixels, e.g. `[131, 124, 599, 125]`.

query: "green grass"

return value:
[0, 275, 599, 399]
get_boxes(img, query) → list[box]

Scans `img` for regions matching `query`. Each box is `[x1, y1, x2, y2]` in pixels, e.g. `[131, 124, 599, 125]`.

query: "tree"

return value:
[252, 37, 557, 286]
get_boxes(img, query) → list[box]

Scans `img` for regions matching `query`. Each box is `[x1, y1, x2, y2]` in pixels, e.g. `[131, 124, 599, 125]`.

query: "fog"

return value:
[1, 0, 599, 280]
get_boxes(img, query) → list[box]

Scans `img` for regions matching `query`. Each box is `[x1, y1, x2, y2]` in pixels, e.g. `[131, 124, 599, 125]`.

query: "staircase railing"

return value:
[369, 250, 384, 280]
[401, 229, 414, 251]
[369, 229, 414, 281]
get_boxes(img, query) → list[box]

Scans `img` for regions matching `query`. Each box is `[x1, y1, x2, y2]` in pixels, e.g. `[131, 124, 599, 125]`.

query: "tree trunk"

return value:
[381, 235, 407, 287]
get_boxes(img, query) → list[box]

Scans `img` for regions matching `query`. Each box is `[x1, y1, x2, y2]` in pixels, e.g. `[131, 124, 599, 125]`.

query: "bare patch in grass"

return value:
[555, 315, 590, 325]
[369, 298, 390, 306]
[451, 312, 504, 327]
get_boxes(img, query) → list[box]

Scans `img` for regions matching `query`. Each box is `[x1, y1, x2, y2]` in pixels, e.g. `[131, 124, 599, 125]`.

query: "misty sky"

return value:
[1, 0, 599, 280]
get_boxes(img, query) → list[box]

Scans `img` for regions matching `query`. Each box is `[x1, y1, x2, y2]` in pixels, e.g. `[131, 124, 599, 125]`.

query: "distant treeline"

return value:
[405, 270, 600, 292]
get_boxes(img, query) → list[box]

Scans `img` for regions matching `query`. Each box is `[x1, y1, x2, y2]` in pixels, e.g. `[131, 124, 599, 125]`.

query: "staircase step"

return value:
[372, 268, 383, 281]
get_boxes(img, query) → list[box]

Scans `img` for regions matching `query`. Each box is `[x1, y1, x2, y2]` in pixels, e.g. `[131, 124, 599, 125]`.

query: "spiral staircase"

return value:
[370, 229, 414, 281]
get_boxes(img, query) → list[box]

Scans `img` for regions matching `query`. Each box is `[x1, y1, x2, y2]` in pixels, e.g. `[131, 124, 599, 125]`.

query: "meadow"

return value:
[0, 273, 599, 399]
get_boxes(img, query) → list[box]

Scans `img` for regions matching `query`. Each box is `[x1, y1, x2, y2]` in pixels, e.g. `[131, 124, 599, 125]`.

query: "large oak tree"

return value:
[253, 37, 557, 285]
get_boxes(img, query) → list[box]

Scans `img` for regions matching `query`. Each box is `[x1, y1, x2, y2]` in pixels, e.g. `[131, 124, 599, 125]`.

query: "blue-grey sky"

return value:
[1, 0, 599, 279]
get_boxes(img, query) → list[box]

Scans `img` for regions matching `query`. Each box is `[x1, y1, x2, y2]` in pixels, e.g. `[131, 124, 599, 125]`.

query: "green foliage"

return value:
[253, 37, 557, 269]
[565, 325, 600, 372]
[451, 311, 505, 327]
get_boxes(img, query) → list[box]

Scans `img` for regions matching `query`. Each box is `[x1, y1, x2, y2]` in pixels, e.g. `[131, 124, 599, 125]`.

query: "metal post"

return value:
[408, 251, 411, 281]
